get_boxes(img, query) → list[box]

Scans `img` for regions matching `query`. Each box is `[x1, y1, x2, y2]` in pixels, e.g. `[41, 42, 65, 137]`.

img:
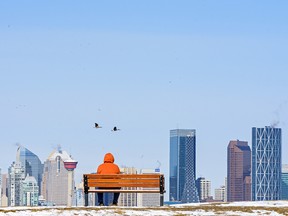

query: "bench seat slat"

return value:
[89, 189, 160, 193]
[88, 183, 160, 188]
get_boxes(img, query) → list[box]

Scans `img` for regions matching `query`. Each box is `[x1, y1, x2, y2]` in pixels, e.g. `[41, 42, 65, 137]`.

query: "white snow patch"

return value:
[1, 201, 288, 215]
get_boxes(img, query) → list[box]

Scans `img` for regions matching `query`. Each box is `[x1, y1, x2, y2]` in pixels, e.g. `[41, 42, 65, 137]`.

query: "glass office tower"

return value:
[252, 126, 281, 201]
[169, 129, 199, 203]
[16, 146, 43, 195]
[227, 140, 251, 202]
[281, 164, 288, 200]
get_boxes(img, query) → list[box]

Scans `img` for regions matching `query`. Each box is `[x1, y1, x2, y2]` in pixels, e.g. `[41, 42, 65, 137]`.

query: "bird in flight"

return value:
[112, 126, 120, 131]
[94, 123, 102, 128]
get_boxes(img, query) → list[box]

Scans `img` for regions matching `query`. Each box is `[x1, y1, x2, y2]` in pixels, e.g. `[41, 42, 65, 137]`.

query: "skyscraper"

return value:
[227, 140, 251, 202]
[1, 173, 8, 207]
[8, 161, 25, 206]
[169, 129, 199, 203]
[252, 126, 281, 201]
[0, 168, 2, 206]
[196, 177, 211, 202]
[41, 147, 77, 206]
[75, 181, 84, 206]
[281, 164, 288, 200]
[195, 177, 211, 202]
[16, 146, 43, 195]
[118, 167, 138, 207]
[214, 186, 226, 201]
[137, 168, 161, 207]
[22, 175, 39, 206]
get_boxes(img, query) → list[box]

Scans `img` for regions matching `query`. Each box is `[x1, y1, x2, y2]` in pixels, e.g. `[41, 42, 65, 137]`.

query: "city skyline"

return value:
[1, 126, 287, 205]
[1, 1, 288, 196]
[0, 124, 287, 199]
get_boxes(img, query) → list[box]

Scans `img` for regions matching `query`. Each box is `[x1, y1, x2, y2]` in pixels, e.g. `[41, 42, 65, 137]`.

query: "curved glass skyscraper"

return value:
[252, 126, 281, 201]
[16, 146, 43, 195]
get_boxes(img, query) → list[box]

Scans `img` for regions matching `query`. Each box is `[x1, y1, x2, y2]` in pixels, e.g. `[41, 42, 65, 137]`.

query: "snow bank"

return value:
[1, 201, 288, 215]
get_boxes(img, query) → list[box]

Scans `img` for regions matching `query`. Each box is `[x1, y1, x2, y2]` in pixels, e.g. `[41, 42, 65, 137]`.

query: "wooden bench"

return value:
[83, 173, 165, 206]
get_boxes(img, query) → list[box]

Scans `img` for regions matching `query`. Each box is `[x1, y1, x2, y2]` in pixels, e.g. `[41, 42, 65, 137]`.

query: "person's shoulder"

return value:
[114, 164, 120, 173]
[97, 163, 104, 169]
[97, 163, 105, 173]
[114, 163, 120, 168]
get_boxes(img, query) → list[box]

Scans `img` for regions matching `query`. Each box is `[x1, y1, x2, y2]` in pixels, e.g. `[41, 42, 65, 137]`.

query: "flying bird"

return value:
[112, 126, 120, 131]
[94, 123, 102, 128]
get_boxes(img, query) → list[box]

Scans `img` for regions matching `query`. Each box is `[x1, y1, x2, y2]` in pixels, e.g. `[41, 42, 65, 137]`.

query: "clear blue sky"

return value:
[1, 1, 288, 199]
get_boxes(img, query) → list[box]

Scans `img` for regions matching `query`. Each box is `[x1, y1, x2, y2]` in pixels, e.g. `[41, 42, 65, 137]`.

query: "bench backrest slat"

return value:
[88, 183, 160, 188]
[88, 179, 159, 184]
[85, 174, 161, 179]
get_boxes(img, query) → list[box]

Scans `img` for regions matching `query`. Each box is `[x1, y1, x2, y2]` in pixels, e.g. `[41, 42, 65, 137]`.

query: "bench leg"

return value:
[160, 194, 164, 206]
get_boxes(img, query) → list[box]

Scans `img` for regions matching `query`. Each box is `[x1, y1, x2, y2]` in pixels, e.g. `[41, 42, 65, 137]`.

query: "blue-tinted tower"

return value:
[252, 126, 281, 201]
[169, 129, 199, 203]
[281, 165, 288, 200]
[16, 146, 43, 195]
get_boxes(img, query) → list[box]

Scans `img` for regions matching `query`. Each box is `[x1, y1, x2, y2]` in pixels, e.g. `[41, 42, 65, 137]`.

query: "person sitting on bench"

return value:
[97, 152, 120, 206]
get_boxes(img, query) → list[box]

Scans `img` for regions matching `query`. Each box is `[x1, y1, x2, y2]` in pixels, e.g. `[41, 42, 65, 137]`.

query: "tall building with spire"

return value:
[41, 146, 77, 206]
[227, 140, 251, 202]
[252, 126, 281, 201]
[169, 129, 199, 203]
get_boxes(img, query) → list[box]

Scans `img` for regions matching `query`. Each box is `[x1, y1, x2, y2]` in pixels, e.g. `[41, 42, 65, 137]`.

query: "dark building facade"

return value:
[227, 140, 251, 202]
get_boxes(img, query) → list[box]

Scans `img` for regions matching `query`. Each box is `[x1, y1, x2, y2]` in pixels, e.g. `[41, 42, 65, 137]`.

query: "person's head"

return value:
[104, 152, 115, 163]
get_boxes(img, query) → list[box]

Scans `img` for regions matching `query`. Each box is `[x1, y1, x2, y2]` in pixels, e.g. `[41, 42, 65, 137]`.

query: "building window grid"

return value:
[252, 127, 281, 201]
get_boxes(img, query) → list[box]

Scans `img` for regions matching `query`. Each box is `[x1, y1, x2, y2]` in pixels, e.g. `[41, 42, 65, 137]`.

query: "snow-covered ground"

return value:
[1, 201, 288, 215]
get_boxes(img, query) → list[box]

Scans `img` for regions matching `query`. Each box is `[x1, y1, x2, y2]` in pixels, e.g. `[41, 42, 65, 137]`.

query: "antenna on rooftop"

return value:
[57, 144, 62, 153]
